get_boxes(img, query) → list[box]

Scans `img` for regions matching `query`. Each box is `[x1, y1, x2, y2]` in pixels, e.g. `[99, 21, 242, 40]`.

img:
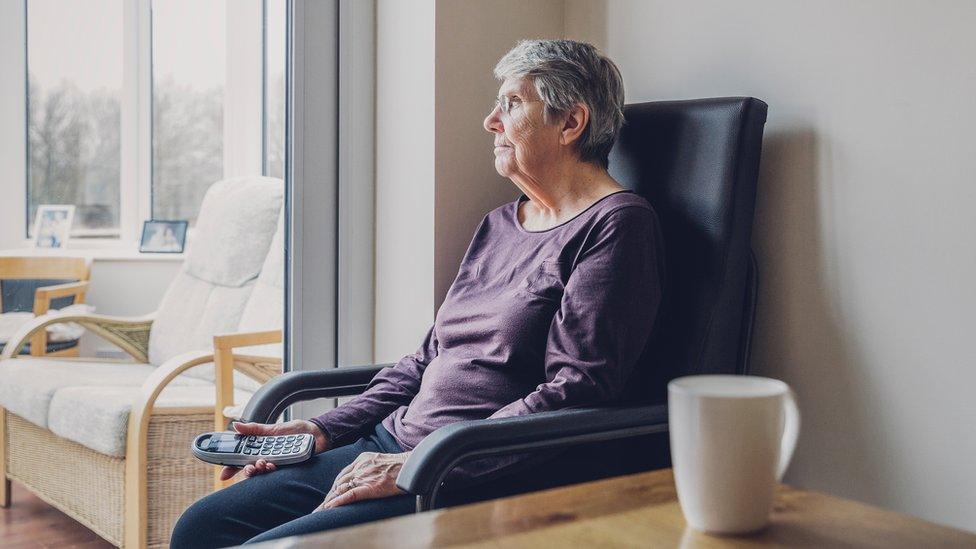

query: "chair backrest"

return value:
[236, 208, 285, 357]
[148, 176, 284, 367]
[0, 257, 91, 313]
[607, 97, 767, 401]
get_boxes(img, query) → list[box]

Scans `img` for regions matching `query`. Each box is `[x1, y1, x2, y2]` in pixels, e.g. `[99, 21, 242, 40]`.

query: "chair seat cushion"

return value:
[0, 304, 94, 345]
[0, 358, 204, 429]
[48, 383, 254, 457]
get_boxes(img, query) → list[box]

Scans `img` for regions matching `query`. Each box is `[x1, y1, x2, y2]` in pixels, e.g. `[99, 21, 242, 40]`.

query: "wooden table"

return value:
[248, 469, 976, 548]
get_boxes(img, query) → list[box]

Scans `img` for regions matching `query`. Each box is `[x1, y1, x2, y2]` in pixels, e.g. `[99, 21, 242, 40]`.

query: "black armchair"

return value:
[240, 96, 768, 512]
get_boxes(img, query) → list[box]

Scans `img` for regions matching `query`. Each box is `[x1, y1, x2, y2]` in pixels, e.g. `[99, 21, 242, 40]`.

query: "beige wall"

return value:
[433, 0, 565, 308]
[565, 0, 976, 532]
[374, 0, 564, 362]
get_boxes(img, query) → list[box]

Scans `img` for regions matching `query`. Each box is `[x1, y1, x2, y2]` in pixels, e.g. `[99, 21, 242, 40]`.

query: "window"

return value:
[26, 0, 122, 238]
[24, 0, 285, 241]
[151, 0, 226, 225]
[265, 0, 286, 180]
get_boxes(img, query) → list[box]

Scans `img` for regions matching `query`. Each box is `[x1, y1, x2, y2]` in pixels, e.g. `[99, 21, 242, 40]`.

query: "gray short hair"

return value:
[493, 39, 625, 169]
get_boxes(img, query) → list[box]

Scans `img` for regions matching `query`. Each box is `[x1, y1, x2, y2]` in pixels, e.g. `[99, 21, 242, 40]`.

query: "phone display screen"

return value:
[210, 434, 243, 453]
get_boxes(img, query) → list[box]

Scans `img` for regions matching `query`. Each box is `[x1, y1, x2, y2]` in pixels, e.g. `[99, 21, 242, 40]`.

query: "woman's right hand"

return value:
[219, 419, 330, 481]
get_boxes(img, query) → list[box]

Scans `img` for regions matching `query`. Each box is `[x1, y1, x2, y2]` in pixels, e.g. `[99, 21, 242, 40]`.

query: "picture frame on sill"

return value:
[139, 220, 188, 254]
[32, 205, 75, 249]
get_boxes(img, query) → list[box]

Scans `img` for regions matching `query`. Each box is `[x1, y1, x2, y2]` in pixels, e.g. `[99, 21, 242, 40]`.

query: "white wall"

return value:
[0, 0, 27, 249]
[565, 0, 976, 531]
[373, 0, 437, 363]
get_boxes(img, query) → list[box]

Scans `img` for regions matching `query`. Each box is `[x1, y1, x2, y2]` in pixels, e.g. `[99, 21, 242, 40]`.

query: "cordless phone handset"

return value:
[191, 431, 315, 467]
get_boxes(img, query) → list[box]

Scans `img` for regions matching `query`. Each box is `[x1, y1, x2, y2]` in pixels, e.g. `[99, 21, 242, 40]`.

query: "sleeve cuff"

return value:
[308, 416, 339, 445]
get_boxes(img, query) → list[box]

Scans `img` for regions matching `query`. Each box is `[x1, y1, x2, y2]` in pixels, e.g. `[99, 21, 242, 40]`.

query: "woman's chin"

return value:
[493, 157, 517, 177]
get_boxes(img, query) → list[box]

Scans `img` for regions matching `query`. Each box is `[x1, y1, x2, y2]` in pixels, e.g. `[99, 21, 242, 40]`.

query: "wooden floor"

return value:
[0, 481, 113, 548]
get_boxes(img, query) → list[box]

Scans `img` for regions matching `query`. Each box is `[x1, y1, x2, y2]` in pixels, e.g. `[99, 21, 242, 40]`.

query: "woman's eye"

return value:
[510, 98, 523, 108]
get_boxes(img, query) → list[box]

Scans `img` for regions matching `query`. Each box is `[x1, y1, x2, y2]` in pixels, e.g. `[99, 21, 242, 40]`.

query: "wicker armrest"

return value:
[0, 310, 156, 362]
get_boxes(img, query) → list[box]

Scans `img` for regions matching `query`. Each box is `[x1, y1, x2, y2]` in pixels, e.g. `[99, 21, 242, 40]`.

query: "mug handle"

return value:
[777, 387, 801, 481]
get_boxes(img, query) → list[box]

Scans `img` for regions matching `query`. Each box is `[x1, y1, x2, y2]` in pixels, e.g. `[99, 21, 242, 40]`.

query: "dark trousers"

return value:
[170, 424, 414, 548]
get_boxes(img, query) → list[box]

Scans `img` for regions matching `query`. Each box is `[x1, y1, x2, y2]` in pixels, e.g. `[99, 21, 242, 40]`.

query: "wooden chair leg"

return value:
[0, 478, 9, 509]
[0, 408, 9, 508]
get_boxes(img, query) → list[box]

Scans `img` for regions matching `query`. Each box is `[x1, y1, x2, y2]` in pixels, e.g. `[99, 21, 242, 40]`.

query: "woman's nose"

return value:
[484, 105, 503, 133]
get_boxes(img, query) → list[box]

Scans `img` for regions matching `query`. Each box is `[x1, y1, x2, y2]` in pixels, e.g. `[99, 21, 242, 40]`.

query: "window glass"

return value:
[265, 0, 286, 179]
[151, 0, 227, 225]
[26, 0, 122, 238]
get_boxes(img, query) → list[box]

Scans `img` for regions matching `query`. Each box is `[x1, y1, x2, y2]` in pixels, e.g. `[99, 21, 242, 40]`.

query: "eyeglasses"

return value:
[494, 95, 542, 115]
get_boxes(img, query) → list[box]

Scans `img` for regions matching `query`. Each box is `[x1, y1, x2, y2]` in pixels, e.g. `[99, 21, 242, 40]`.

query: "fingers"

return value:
[331, 465, 357, 493]
[219, 466, 240, 481]
[322, 485, 373, 510]
[242, 459, 277, 478]
[231, 421, 271, 435]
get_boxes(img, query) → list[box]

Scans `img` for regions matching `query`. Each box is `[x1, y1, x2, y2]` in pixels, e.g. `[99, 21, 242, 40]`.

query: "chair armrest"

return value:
[239, 364, 394, 423]
[213, 329, 285, 386]
[396, 404, 669, 510]
[28, 281, 91, 356]
[0, 310, 156, 362]
[213, 330, 285, 434]
[125, 349, 216, 525]
[32, 281, 90, 315]
[213, 329, 283, 352]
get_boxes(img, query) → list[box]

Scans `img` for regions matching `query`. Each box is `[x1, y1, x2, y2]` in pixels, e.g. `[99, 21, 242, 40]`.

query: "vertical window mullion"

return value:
[120, 0, 151, 245]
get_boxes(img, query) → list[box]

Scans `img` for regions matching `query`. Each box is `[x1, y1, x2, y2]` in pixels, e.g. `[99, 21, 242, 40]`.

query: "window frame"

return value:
[22, 0, 281, 249]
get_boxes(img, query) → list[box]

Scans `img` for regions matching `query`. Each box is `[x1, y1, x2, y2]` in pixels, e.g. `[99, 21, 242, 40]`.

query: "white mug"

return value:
[668, 375, 800, 534]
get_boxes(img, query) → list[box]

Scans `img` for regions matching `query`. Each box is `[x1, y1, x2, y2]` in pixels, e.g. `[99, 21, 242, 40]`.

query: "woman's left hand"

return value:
[318, 451, 411, 510]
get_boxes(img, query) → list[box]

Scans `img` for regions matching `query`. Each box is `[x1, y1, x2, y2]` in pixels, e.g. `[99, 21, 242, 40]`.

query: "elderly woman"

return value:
[172, 38, 663, 547]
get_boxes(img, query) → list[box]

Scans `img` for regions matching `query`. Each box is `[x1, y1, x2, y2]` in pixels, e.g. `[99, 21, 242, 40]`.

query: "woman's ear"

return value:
[559, 102, 589, 147]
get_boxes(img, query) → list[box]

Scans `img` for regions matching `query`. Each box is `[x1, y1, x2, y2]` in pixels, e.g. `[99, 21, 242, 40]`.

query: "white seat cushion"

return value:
[0, 358, 205, 429]
[48, 383, 254, 457]
[0, 304, 96, 345]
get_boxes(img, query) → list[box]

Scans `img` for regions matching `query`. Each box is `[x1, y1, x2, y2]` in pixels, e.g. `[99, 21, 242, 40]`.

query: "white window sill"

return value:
[0, 247, 185, 262]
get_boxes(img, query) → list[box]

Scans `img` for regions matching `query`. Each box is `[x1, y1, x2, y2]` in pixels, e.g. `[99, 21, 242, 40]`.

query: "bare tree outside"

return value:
[151, 76, 224, 225]
[27, 75, 121, 237]
[27, 74, 225, 234]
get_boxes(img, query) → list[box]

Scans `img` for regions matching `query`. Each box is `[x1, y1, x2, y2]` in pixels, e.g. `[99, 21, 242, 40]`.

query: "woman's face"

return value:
[484, 77, 563, 181]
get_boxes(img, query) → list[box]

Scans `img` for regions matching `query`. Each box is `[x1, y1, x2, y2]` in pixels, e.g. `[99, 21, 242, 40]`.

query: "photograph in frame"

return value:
[139, 220, 188, 253]
[32, 205, 75, 249]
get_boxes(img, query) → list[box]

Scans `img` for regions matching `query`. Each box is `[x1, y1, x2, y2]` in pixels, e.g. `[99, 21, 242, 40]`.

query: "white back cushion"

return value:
[228, 210, 285, 391]
[148, 176, 283, 367]
[237, 208, 285, 356]
[185, 176, 285, 287]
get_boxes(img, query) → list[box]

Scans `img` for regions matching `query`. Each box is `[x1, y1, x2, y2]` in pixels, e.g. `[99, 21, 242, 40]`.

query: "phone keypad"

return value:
[243, 434, 309, 457]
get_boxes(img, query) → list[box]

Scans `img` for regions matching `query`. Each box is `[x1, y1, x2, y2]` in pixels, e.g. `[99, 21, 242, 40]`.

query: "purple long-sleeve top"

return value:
[311, 189, 664, 485]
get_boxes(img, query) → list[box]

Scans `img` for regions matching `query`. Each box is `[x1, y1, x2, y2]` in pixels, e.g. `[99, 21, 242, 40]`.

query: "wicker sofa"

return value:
[0, 176, 285, 548]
